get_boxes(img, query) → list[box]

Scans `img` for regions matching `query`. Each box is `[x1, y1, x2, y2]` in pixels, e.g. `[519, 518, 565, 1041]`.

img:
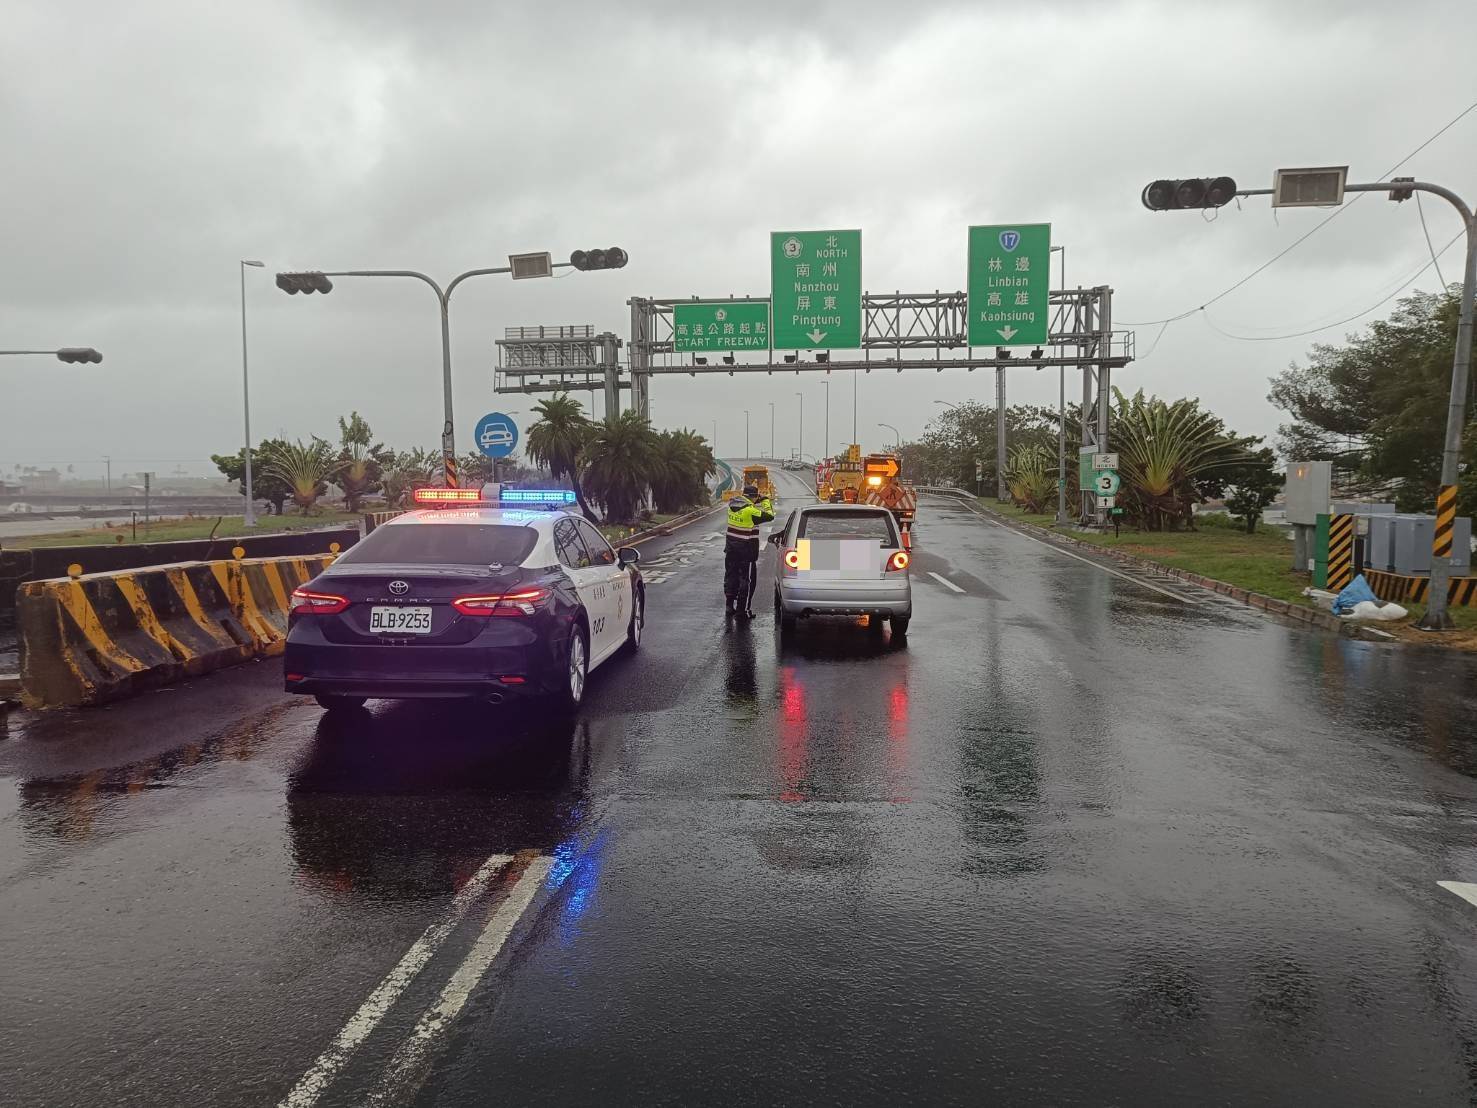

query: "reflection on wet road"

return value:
[5, 473, 1477, 1105]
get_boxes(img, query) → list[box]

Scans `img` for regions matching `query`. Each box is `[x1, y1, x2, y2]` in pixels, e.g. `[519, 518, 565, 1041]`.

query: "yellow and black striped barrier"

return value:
[18, 550, 338, 709]
[1434, 484, 1458, 558]
[1326, 513, 1356, 591]
[1364, 567, 1477, 608]
[363, 509, 407, 534]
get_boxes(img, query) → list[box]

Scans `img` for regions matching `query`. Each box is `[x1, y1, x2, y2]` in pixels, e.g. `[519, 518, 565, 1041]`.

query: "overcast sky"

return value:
[3, 0, 1474, 478]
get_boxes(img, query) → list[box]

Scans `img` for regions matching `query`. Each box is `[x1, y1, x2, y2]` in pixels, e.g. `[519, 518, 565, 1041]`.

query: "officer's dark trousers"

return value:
[723, 540, 760, 607]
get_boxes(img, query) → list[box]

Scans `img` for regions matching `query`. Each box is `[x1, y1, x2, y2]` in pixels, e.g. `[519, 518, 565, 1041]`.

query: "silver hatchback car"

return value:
[768, 504, 912, 636]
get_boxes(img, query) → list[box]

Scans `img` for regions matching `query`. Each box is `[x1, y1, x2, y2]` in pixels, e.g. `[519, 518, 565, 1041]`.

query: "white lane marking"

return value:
[279, 853, 513, 1108]
[1438, 881, 1477, 908]
[940, 499, 1190, 605]
[366, 855, 555, 1106]
[927, 571, 965, 594]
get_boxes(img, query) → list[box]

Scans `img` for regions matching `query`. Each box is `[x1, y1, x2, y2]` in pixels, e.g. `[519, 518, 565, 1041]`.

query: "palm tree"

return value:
[380, 447, 440, 508]
[651, 428, 717, 512]
[334, 412, 387, 511]
[1006, 442, 1055, 513]
[1111, 388, 1256, 530]
[526, 393, 597, 519]
[262, 438, 340, 515]
[580, 411, 661, 522]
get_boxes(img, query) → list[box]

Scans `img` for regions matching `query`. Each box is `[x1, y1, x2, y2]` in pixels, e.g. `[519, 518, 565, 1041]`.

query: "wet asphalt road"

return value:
[6, 467, 1477, 1106]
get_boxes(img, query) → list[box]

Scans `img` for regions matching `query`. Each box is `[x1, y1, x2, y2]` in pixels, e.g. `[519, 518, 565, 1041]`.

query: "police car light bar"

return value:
[500, 489, 578, 505]
[414, 487, 483, 504]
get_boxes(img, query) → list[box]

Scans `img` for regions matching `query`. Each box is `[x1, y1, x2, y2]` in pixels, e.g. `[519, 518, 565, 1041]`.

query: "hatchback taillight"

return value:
[887, 550, 910, 572]
[289, 588, 350, 614]
[783, 549, 800, 569]
[452, 586, 551, 617]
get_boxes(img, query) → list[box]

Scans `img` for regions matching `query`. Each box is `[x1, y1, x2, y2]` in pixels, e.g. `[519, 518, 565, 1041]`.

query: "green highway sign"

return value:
[967, 223, 1051, 346]
[770, 229, 862, 349]
[672, 301, 771, 352]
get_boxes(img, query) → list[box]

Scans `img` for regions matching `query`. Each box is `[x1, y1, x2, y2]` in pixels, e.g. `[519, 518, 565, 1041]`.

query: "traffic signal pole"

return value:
[1232, 179, 1475, 629]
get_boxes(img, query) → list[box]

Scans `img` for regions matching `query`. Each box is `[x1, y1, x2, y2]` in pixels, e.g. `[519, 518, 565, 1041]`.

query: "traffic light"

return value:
[569, 247, 628, 271]
[1141, 176, 1238, 211]
[56, 347, 103, 364]
[275, 271, 334, 294]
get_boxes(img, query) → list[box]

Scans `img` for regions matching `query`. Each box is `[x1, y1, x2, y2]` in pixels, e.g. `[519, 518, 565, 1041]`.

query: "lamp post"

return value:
[795, 391, 804, 461]
[821, 380, 830, 461]
[277, 249, 624, 487]
[769, 401, 775, 459]
[878, 422, 900, 450]
[1051, 244, 1068, 526]
[239, 259, 265, 527]
[744, 409, 750, 457]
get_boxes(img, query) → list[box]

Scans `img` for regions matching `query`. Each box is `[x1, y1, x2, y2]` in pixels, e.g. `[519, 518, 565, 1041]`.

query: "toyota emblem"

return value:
[388, 580, 410, 596]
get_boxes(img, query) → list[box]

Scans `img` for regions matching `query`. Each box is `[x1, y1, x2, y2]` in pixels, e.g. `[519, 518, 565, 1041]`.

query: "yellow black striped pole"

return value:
[1327, 513, 1356, 591]
[443, 452, 459, 489]
[1434, 484, 1457, 558]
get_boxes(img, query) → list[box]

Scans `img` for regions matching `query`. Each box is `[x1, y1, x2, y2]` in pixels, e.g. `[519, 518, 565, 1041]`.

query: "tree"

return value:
[380, 448, 440, 508]
[1111, 388, 1256, 531]
[334, 411, 389, 512]
[1006, 442, 1055, 513]
[650, 429, 716, 512]
[212, 439, 293, 515]
[1268, 288, 1476, 515]
[580, 410, 661, 522]
[262, 438, 339, 515]
[1223, 447, 1283, 533]
[526, 393, 597, 520]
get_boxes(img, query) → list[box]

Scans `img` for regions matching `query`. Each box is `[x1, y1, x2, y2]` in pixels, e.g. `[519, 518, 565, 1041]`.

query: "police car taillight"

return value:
[452, 586, 551, 617]
[414, 487, 483, 504]
[289, 588, 350, 614]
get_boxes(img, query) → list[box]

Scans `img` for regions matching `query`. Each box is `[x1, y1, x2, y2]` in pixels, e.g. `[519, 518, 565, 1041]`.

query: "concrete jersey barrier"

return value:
[18, 552, 336, 709]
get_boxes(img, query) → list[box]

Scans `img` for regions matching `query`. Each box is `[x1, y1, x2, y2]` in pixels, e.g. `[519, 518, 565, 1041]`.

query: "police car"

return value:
[283, 488, 643, 711]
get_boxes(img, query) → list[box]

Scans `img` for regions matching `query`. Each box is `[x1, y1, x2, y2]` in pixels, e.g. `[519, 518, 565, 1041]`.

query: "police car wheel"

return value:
[314, 694, 366, 711]
[553, 625, 588, 711]
[623, 590, 644, 654]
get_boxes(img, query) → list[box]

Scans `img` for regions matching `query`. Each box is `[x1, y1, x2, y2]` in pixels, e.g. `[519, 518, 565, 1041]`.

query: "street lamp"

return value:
[277, 247, 625, 487]
[878, 422, 900, 450]
[240, 259, 264, 527]
[769, 401, 775, 459]
[744, 409, 750, 457]
[794, 391, 804, 461]
[0, 347, 103, 363]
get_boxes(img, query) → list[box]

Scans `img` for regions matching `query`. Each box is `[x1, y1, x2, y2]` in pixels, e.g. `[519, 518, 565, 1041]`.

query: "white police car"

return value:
[284, 488, 643, 711]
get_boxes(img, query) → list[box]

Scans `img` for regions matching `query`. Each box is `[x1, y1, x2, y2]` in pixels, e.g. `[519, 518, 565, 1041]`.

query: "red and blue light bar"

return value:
[412, 487, 580, 508]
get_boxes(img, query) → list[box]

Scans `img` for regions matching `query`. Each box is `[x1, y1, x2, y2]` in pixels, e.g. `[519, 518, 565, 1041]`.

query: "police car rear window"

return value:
[336, 524, 536, 566]
[799, 510, 895, 543]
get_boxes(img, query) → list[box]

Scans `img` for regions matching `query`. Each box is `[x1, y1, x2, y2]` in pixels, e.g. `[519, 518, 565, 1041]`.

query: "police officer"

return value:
[723, 484, 774, 617]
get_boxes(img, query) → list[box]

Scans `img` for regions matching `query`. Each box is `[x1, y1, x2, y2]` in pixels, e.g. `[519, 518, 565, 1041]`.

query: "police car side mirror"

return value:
[618, 547, 640, 566]
[767, 532, 784, 547]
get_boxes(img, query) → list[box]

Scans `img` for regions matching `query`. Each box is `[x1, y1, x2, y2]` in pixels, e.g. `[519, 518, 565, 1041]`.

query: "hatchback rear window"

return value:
[336, 524, 536, 566]
[798, 510, 895, 543]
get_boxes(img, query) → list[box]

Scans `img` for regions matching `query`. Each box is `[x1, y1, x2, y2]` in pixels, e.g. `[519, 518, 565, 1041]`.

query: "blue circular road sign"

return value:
[474, 412, 519, 459]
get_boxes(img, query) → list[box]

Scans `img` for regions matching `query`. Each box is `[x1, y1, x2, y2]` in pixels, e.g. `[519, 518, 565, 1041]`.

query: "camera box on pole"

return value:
[1284, 462, 1331, 525]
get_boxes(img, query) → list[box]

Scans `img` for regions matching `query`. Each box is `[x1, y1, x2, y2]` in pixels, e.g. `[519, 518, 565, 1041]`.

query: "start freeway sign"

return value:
[672, 301, 770, 352]
[770, 229, 862, 350]
[968, 223, 1051, 347]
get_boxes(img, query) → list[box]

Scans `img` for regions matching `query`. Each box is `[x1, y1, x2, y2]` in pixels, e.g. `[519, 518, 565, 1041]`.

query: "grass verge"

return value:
[5, 510, 362, 549]
[982, 499, 1477, 647]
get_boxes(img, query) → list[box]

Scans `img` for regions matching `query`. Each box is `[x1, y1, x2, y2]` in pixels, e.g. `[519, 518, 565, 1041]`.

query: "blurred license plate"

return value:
[369, 606, 432, 634]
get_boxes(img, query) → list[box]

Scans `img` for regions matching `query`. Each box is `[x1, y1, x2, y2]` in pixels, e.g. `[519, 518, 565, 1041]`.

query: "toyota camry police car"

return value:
[283, 488, 643, 711]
